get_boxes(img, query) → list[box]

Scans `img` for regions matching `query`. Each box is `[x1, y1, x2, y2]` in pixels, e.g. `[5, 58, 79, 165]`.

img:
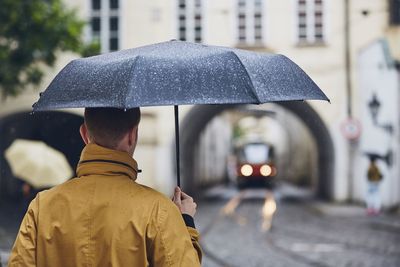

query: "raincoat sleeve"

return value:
[181, 214, 202, 262]
[8, 197, 38, 267]
[187, 226, 203, 263]
[147, 202, 202, 267]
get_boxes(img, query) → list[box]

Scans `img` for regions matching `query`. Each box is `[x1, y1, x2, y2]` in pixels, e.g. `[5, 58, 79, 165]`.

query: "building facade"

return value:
[1, 0, 399, 207]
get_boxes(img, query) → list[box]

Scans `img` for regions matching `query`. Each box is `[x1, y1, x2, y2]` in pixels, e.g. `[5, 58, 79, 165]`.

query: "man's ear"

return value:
[79, 123, 90, 145]
[128, 125, 139, 147]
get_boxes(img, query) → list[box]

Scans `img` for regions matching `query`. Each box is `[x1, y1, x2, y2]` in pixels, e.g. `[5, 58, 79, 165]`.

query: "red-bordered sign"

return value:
[341, 118, 362, 140]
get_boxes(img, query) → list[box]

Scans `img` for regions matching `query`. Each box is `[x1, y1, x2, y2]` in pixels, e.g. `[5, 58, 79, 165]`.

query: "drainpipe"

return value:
[345, 0, 352, 118]
[344, 0, 356, 202]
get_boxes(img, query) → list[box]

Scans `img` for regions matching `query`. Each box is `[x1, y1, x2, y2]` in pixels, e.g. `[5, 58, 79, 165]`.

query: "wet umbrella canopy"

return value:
[32, 40, 329, 186]
[33, 41, 328, 110]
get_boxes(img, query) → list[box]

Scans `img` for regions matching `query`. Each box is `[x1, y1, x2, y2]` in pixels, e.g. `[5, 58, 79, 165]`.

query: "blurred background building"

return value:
[1, 0, 400, 208]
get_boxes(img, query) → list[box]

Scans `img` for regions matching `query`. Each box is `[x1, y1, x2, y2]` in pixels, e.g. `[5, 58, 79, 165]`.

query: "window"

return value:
[237, 0, 264, 46]
[91, 17, 101, 33]
[389, 0, 400, 25]
[177, 0, 202, 43]
[110, 0, 118, 9]
[109, 17, 118, 51]
[254, 0, 263, 42]
[242, 144, 269, 164]
[297, 0, 325, 44]
[109, 38, 119, 51]
[110, 17, 118, 31]
[92, 0, 101, 10]
[90, 0, 119, 52]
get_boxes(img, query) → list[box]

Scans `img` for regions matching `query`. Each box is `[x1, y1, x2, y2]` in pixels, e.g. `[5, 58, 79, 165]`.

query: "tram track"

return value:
[198, 188, 400, 267]
[268, 221, 400, 258]
[263, 202, 400, 266]
[199, 190, 274, 267]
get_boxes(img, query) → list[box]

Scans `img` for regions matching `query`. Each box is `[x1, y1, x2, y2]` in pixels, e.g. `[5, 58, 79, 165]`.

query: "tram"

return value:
[234, 142, 277, 189]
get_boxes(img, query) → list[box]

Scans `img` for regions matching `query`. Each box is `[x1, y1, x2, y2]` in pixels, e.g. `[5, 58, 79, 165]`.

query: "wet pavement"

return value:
[1, 183, 400, 267]
[0, 198, 26, 266]
[196, 185, 400, 267]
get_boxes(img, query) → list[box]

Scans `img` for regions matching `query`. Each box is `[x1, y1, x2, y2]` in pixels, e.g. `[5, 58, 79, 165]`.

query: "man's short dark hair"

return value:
[84, 108, 141, 148]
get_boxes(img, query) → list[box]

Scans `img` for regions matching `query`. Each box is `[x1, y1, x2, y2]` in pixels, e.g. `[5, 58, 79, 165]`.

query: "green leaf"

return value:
[0, 0, 87, 98]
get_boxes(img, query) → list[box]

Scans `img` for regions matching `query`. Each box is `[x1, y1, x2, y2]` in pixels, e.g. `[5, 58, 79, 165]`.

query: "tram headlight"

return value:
[260, 164, 272, 176]
[240, 164, 253, 176]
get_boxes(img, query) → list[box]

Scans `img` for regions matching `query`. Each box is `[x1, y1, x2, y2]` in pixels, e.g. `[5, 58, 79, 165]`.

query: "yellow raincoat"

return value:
[367, 162, 383, 182]
[8, 144, 202, 267]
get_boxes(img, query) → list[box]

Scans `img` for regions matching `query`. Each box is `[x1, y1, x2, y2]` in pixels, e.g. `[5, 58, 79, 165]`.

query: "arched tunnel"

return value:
[179, 102, 335, 199]
[0, 111, 84, 200]
[0, 104, 334, 201]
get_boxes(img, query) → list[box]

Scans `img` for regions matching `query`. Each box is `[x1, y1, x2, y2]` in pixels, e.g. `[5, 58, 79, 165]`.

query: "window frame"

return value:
[90, 0, 120, 53]
[235, 0, 265, 47]
[177, 0, 203, 43]
[295, 0, 327, 46]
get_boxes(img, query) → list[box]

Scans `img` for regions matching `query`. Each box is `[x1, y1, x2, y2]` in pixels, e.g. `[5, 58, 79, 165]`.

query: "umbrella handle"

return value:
[174, 105, 181, 187]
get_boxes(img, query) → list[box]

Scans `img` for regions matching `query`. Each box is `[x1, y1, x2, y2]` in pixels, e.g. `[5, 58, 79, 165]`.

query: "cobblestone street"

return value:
[1, 184, 400, 266]
[196, 186, 400, 267]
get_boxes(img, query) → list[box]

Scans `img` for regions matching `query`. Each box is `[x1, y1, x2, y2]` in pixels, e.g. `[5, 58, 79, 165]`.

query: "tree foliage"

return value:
[0, 0, 100, 98]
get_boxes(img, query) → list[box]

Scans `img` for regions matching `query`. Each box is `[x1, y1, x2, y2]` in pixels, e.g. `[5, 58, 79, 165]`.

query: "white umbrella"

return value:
[5, 139, 73, 189]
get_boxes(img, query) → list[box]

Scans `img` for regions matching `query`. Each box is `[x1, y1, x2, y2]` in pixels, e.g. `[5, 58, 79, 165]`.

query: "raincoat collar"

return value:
[77, 143, 139, 180]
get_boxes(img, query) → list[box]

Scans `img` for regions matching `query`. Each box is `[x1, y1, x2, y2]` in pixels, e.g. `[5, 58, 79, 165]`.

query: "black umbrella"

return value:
[33, 40, 329, 186]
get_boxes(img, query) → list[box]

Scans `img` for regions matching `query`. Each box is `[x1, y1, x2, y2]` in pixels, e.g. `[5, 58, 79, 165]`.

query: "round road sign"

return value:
[341, 118, 362, 140]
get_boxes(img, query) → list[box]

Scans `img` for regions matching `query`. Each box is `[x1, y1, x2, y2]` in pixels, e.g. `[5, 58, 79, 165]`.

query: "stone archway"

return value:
[0, 111, 84, 199]
[180, 102, 334, 199]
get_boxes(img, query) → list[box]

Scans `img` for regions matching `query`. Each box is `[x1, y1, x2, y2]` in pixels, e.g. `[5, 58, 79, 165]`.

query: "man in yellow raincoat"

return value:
[8, 108, 202, 266]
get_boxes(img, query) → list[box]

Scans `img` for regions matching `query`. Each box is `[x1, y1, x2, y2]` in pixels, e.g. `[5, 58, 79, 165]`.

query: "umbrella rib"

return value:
[230, 51, 261, 104]
[124, 56, 141, 108]
[285, 55, 329, 101]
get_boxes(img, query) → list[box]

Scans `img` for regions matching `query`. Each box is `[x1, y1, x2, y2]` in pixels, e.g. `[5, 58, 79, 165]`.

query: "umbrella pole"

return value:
[174, 105, 181, 187]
